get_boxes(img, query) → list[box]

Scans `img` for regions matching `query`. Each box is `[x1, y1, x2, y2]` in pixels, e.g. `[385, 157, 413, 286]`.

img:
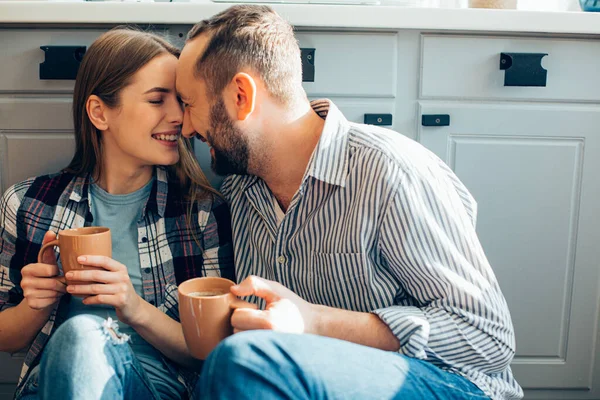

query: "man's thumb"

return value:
[231, 276, 278, 302]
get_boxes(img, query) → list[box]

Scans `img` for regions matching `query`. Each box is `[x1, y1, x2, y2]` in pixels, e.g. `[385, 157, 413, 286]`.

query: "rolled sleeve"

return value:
[372, 305, 429, 359]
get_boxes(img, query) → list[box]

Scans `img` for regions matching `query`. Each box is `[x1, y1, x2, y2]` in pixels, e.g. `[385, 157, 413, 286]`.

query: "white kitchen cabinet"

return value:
[417, 103, 600, 399]
[418, 31, 600, 398]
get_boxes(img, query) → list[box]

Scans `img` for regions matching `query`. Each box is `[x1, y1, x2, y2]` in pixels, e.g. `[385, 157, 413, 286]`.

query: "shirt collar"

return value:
[304, 99, 350, 188]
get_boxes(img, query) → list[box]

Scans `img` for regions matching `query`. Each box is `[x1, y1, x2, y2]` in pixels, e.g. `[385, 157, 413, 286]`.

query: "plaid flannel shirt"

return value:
[0, 166, 234, 399]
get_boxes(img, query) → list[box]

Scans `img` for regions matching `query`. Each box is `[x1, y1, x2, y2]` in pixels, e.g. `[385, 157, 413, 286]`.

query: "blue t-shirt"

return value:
[66, 178, 185, 399]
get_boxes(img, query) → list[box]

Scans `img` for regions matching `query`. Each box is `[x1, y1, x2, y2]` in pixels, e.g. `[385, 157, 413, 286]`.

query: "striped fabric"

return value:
[0, 166, 234, 399]
[221, 99, 523, 399]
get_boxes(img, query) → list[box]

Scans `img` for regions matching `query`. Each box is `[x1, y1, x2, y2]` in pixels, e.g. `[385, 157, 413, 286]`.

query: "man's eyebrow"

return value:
[143, 87, 171, 94]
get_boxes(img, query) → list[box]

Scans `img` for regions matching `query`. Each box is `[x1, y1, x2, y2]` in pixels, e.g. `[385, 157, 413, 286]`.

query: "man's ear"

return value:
[228, 72, 256, 121]
[86, 95, 109, 131]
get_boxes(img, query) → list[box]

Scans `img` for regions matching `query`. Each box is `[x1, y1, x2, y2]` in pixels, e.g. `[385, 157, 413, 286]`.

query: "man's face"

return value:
[176, 36, 251, 176]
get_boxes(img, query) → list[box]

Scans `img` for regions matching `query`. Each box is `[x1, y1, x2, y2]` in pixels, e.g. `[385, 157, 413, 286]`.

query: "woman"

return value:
[0, 28, 233, 400]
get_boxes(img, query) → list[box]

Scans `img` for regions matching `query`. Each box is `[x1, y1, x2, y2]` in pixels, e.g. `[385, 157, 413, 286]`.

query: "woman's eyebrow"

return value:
[144, 87, 171, 94]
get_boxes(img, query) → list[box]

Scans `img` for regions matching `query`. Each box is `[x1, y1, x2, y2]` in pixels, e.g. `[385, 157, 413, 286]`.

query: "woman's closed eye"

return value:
[148, 98, 164, 105]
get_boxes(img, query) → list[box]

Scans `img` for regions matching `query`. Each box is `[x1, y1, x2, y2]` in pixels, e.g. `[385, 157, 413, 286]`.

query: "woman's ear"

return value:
[86, 95, 109, 131]
[228, 72, 256, 121]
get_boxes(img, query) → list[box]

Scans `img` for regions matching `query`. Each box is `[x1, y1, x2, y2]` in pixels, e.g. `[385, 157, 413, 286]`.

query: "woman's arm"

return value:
[0, 185, 66, 353]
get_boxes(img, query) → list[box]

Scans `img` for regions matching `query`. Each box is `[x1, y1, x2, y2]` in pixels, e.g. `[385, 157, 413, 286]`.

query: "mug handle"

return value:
[37, 239, 65, 285]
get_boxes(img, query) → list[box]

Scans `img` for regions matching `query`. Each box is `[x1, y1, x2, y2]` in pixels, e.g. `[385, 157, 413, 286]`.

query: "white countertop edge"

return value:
[1, 2, 600, 35]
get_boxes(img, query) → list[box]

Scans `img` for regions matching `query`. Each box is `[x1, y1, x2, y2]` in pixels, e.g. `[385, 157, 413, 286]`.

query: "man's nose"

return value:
[181, 108, 197, 139]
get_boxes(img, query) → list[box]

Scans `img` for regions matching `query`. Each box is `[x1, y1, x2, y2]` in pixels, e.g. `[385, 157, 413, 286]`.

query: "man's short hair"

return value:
[187, 5, 303, 104]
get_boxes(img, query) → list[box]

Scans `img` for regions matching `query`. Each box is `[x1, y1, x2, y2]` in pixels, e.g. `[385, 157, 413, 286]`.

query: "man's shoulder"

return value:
[346, 122, 440, 176]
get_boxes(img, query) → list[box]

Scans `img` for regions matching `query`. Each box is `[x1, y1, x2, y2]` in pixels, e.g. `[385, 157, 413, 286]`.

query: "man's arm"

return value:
[311, 304, 400, 351]
[231, 163, 515, 373]
[367, 167, 515, 370]
[230, 276, 400, 351]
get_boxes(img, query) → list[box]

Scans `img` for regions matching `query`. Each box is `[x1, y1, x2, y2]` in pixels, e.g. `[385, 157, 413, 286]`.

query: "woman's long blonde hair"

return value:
[66, 28, 220, 224]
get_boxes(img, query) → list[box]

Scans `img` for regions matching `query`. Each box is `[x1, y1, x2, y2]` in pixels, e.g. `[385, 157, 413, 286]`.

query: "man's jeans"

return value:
[197, 330, 490, 400]
[18, 314, 162, 400]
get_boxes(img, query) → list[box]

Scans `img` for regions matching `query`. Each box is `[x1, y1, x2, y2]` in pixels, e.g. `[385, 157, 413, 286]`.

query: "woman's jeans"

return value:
[18, 314, 162, 400]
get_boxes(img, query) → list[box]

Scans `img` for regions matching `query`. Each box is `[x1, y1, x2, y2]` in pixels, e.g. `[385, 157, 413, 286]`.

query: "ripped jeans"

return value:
[18, 314, 162, 400]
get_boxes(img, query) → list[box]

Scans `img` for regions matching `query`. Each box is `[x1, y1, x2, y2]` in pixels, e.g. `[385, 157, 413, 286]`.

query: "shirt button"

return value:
[277, 255, 286, 264]
[143, 268, 151, 274]
[141, 237, 148, 243]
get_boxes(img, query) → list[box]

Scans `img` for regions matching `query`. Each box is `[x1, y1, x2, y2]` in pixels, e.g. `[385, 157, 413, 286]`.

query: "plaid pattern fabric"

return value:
[0, 167, 234, 399]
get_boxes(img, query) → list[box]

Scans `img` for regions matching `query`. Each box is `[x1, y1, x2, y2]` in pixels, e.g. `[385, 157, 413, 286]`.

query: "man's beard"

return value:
[206, 98, 250, 176]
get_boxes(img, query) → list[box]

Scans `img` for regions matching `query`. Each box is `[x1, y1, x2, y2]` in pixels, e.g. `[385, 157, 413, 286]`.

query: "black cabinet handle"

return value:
[500, 52, 548, 87]
[39, 45, 87, 80]
[364, 114, 392, 126]
[301, 48, 315, 82]
[422, 114, 450, 127]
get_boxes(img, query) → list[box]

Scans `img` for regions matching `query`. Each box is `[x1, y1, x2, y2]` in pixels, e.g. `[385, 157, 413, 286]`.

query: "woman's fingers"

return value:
[22, 277, 67, 293]
[67, 283, 125, 296]
[66, 269, 123, 284]
[22, 263, 60, 278]
[82, 294, 126, 307]
[76, 256, 125, 272]
[23, 289, 64, 299]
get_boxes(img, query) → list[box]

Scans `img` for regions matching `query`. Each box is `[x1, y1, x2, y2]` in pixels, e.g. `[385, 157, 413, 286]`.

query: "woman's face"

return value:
[102, 53, 183, 169]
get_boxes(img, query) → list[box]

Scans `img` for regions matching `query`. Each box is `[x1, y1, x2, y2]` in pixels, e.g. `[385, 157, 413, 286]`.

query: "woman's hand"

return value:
[65, 256, 145, 326]
[21, 231, 67, 311]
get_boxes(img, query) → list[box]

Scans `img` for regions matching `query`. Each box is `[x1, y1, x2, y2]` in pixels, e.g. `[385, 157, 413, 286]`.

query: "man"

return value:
[176, 5, 523, 399]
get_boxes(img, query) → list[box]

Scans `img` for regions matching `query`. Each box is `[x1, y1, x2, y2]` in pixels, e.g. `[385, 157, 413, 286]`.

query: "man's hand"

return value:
[230, 276, 320, 335]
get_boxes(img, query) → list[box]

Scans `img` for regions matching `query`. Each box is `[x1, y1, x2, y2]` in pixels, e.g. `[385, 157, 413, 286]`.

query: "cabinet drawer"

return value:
[297, 32, 397, 98]
[0, 29, 110, 93]
[420, 35, 600, 102]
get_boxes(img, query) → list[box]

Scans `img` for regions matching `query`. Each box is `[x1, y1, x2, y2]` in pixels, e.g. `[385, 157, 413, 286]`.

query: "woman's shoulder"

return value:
[1, 171, 77, 219]
[2, 172, 73, 205]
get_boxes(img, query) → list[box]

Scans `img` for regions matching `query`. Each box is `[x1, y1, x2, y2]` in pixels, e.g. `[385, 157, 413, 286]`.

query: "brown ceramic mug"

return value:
[37, 227, 112, 287]
[178, 277, 255, 360]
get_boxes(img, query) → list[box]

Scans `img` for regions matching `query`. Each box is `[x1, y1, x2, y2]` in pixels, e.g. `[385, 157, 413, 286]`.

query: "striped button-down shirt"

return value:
[0, 166, 234, 399]
[221, 99, 523, 400]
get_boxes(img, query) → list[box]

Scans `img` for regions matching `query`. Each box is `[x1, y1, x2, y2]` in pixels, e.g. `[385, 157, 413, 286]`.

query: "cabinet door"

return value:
[418, 103, 600, 399]
[0, 98, 75, 194]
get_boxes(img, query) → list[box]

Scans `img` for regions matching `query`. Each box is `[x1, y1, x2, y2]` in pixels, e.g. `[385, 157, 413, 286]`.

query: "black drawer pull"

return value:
[422, 114, 450, 127]
[39, 45, 87, 80]
[364, 113, 392, 126]
[500, 52, 548, 87]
